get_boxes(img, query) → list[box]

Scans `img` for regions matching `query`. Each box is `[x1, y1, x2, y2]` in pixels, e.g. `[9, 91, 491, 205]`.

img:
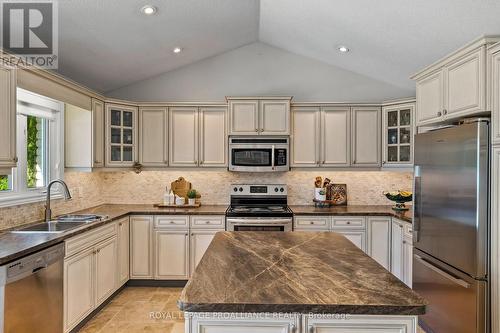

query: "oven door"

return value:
[226, 218, 293, 232]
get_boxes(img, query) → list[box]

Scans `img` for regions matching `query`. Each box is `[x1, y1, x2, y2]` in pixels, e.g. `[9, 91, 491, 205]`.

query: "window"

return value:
[0, 88, 64, 206]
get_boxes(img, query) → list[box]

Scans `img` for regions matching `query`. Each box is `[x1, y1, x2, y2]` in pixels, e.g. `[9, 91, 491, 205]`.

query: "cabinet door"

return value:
[260, 100, 290, 135]
[416, 70, 444, 125]
[64, 248, 94, 332]
[228, 100, 259, 135]
[0, 65, 16, 171]
[491, 51, 500, 144]
[169, 107, 198, 167]
[445, 48, 485, 117]
[92, 99, 105, 167]
[117, 218, 130, 286]
[335, 230, 366, 252]
[294, 216, 330, 231]
[139, 107, 168, 167]
[130, 216, 153, 279]
[291, 107, 320, 167]
[322, 107, 350, 167]
[95, 237, 118, 306]
[190, 230, 218, 274]
[391, 219, 404, 280]
[155, 230, 190, 279]
[351, 107, 381, 167]
[105, 103, 138, 167]
[403, 235, 413, 287]
[382, 103, 415, 167]
[367, 217, 391, 270]
[189, 316, 299, 333]
[199, 107, 227, 167]
[305, 315, 417, 333]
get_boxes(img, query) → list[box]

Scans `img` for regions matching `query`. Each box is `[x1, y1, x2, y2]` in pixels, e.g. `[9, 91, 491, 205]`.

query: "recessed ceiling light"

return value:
[338, 45, 349, 53]
[173, 47, 182, 54]
[141, 5, 157, 15]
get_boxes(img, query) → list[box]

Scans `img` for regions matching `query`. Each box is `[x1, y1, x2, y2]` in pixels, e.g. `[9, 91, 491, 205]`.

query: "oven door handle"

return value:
[227, 218, 292, 225]
[271, 145, 275, 169]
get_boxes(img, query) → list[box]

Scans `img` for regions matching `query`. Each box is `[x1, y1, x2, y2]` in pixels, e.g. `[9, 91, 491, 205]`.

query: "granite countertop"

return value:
[290, 205, 413, 223]
[178, 231, 426, 315]
[0, 204, 228, 265]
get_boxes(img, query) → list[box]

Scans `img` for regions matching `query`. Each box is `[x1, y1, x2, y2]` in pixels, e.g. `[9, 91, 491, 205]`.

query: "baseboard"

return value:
[126, 279, 188, 287]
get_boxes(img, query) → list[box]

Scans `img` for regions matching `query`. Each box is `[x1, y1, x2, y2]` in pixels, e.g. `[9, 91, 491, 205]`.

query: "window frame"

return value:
[0, 88, 65, 208]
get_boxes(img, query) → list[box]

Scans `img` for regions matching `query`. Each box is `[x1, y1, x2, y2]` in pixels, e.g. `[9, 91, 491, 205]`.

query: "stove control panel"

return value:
[231, 184, 287, 196]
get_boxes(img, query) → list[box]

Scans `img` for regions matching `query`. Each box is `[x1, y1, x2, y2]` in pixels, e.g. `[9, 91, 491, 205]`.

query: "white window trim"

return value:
[0, 88, 65, 208]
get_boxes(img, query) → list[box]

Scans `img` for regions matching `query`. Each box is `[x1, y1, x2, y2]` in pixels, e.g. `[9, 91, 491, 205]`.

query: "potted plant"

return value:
[187, 189, 197, 205]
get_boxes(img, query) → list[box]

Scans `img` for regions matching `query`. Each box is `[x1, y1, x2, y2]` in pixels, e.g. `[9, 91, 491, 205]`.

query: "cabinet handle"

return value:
[346, 221, 351, 225]
[290, 324, 297, 333]
[310, 221, 314, 225]
[185, 233, 189, 236]
[400, 224, 403, 228]
[437, 111, 442, 117]
[191, 233, 194, 236]
[170, 221, 175, 224]
[119, 222, 122, 226]
[97, 249, 100, 253]
[308, 325, 315, 333]
[205, 221, 210, 224]
[322, 160, 325, 164]
[403, 240, 407, 244]
[13, 156, 18, 163]
[443, 109, 448, 115]
[255, 129, 259, 132]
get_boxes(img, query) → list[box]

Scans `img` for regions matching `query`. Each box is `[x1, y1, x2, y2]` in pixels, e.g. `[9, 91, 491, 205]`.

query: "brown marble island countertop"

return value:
[178, 231, 426, 315]
[0, 204, 228, 265]
[290, 205, 413, 223]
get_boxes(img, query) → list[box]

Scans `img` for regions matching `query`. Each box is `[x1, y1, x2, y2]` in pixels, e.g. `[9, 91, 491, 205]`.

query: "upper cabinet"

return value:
[0, 65, 17, 173]
[351, 107, 381, 167]
[199, 107, 227, 167]
[105, 103, 139, 167]
[228, 97, 291, 135]
[139, 107, 168, 167]
[382, 102, 415, 167]
[490, 43, 500, 145]
[92, 99, 105, 167]
[169, 107, 199, 167]
[413, 37, 500, 126]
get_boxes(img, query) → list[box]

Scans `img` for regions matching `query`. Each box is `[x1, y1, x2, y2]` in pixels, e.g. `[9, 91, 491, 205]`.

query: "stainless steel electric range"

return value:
[225, 184, 293, 231]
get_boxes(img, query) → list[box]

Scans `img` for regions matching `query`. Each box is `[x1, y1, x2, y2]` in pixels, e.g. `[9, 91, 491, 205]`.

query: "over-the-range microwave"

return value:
[228, 136, 290, 172]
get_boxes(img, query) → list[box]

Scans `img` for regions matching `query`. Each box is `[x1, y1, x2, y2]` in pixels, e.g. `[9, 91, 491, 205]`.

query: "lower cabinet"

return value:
[130, 216, 154, 279]
[367, 217, 391, 270]
[117, 217, 130, 286]
[391, 218, 413, 287]
[334, 229, 367, 252]
[190, 229, 219, 273]
[331, 217, 367, 253]
[186, 313, 300, 333]
[303, 314, 417, 333]
[155, 230, 190, 279]
[94, 237, 118, 307]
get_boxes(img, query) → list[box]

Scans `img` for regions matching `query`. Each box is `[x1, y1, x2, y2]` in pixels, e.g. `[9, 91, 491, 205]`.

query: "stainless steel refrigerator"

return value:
[413, 118, 489, 333]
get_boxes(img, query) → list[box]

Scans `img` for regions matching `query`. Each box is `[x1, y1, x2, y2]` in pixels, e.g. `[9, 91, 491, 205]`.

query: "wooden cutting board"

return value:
[171, 177, 192, 199]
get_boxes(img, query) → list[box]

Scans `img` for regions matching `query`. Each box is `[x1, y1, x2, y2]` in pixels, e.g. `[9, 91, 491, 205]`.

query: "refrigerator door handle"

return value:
[413, 165, 422, 242]
[414, 254, 471, 288]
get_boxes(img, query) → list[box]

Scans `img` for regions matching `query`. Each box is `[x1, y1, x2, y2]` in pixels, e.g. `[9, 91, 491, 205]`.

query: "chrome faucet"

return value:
[45, 180, 72, 222]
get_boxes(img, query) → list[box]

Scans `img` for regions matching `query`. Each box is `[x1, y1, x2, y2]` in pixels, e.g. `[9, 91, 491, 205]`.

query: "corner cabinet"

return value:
[105, 103, 138, 167]
[0, 64, 17, 173]
[228, 97, 291, 135]
[382, 103, 415, 167]
[351, 107, 381, 167]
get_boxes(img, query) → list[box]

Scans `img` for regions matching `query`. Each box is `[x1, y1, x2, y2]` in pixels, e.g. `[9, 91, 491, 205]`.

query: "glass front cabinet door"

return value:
[382, 103, 415, 167]
[105, 103, 138, 167]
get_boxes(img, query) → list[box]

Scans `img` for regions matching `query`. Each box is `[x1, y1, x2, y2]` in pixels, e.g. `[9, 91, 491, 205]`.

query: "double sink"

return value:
[11, 214, 107, 234]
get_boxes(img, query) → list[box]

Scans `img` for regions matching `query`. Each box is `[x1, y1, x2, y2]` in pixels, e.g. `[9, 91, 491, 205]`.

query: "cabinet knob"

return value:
[119, 222, 122, 226]
[308, 325, 315, 333]
[322, 160, 325, 164]
[97, 249, 100, 253]
[443, 109, 448, 115]
[346, 221, 351, 225]
[255, 129, 259, 132]
[403, 240, 407, 244]
[205, 221, 210, 224]
[310, 221, 314, 224]
[169, 221, 175, 224]
[191, 233, 194, 236]
[185, 233, 189, 236]
[13, 156, 18, 163]
[437, 111, 442, 117]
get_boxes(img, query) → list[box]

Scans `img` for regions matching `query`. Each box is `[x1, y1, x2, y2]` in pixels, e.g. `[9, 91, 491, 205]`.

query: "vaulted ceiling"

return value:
[54, 0, 500, 94]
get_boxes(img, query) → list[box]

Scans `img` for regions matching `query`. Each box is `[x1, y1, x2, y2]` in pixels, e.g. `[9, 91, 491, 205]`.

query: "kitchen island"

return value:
[178, 231, 426, 332]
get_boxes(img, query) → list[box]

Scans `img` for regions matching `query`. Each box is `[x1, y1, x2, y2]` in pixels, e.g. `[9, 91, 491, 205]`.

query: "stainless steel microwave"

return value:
[228, 136, 290, 172]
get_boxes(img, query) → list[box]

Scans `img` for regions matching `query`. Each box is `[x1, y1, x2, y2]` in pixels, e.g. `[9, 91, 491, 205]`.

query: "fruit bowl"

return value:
[383, 191, 412, 211]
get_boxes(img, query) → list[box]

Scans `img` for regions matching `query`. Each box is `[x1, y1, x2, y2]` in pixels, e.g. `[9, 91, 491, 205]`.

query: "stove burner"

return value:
[229, 206, 288, 214]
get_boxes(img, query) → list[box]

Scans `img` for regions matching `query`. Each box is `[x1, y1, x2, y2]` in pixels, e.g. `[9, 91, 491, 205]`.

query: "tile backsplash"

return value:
[0, 169, 412, 230]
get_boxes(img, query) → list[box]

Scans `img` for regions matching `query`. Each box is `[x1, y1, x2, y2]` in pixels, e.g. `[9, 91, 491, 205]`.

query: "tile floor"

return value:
[79, 287, 427, 333]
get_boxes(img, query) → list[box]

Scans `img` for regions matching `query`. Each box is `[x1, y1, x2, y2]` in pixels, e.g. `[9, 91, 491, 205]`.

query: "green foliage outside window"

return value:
[0, 175, 8, 191]
[27, 116, 39, 188]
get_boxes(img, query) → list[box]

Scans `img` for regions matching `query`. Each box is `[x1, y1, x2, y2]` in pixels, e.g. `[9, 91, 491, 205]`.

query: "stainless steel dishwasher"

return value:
[0, 243, 64, 333]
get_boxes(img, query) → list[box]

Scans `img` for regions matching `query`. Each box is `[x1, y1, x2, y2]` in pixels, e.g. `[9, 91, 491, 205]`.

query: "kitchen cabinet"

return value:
[169, 107, 198, 167]
[190, 230, 218, 273]
[291, 106, 350, 167]
[154, 230, 190, 279]
[336, 230, 366, 252]
[130, 216, 154, 279]
[94, 236, 118, 306]
[228, 97, 291, 135]
[105, 103, 138, 167]
[491, 45, 500, 144]
[0, 64, 17, 173]
[186, 314, 300, 333]
[403, 231, 413, 287]
[117, 217, 129, 286]
[367, 217, 391, 270]
[416, 70, 444, 125]
[391, 218, 405, 281]
[92, 99, 105, 167]
[303, 315, 417, 333]
[294, 216, 330, 231]
[490, 146, 500, 333]
[139, 107, 168, 167]
[331, 217, 367, 252]
[199, 107, 227, 166]
[351, 107, 381, 167]
[382, 103, 415, 167]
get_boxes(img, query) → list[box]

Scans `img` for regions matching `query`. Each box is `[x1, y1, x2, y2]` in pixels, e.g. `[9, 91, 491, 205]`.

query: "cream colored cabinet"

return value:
[303, 315, 417, 333]
[491, 46, 500, 144]
[190, 230, 218, 274]
[291, 107, 320, 167]
[490, 146, 500, 333]
[130, 216, 154, 279]
[186, 314, 300, 333]
[294, 216, 330, 231]
[199, 107, 227, 167]
[391, 218, 405, 281]
[117, 217, 130, 286]
[105, 103, 138, 167]
[169, 107, 198, 167]
[367, 217, 391, 270]
[351, 107, 381, 167]
[416, 70, 444, 125]
[382, 103, 415, 167]
[64, 248, 94, 332]
[291, 106, 350, 167]
[337, 230, 366, 252]
[403, 230, 413, 287]
[94, 236, 118, 307]
[139, 107, 168, 167]
[228, 97, 291, 135]
[154, 230, 190, 279]
[0, 64, 17, 173]
[331, 217, 367, 252]
[92, 99, 105, 167]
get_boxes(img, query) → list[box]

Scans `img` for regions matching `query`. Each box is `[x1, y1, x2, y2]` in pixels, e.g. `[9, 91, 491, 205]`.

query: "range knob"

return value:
[239, 187, 243, 192]
[280, 187, 284, 192]
[233, 187, 238, 192]
[274, 187, 279, 192]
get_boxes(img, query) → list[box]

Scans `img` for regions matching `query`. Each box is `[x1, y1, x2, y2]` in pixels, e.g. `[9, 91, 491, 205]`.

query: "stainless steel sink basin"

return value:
[10, 222, 87, 234]
[55, 214, 106, 222]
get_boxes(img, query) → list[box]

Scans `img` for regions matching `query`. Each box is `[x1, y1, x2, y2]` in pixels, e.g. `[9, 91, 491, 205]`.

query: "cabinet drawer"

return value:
[154, 215, 189, 229]
[404, 222, 413, 239]
[294, 216, 330, 230]
[331, 217, 366, 229]
[190, 215, 225, 229]
[65, 222, 117, 258]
